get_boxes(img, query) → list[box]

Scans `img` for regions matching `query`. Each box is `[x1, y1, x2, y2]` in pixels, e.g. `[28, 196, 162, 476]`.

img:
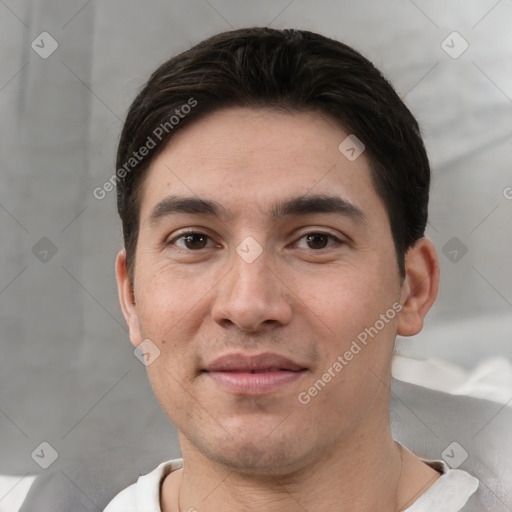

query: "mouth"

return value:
[203, 352, 308, 395]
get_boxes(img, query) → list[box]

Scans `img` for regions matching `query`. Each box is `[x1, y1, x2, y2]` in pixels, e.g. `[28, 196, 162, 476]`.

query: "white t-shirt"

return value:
[104, 457, 479, 512]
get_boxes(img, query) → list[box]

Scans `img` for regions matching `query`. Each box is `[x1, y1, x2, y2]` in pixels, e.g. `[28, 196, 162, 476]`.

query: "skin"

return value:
[116, 107, 440, 511]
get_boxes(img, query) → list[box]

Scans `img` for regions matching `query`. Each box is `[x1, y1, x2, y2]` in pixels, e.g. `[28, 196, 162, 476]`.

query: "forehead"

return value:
[138, 107, 383, 223]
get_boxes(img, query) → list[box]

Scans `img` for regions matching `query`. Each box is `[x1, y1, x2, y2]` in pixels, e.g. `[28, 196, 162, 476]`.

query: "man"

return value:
[106, 27, 479, 511]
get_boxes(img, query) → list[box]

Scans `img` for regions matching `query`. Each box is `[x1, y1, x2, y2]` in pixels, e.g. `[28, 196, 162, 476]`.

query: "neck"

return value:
[165, 424, 411, 512]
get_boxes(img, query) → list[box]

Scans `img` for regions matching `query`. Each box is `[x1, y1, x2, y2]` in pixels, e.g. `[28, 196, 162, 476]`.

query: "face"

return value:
[117, 107, 434, 475]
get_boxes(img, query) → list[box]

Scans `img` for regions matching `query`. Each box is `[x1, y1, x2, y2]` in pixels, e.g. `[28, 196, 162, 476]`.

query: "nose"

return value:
[210, 245, 293, 333]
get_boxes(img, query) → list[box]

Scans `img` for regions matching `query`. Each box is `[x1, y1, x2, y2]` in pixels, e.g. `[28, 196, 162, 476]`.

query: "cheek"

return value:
[292, 264, 400, 383]
[133, 261, 216, 389]
[134, 257, 204, 336]
[295, 262, 396, 330]
[137, 270, 199, 411]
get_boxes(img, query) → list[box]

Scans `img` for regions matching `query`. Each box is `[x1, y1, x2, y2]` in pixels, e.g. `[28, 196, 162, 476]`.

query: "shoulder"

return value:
[404, 458, 479, 512]
[104, 458, 184, 512]
[103, 482, 137, 511]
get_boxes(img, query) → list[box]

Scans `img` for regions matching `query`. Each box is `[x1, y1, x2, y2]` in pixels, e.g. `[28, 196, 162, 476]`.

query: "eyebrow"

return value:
[148, 194, 366, 226]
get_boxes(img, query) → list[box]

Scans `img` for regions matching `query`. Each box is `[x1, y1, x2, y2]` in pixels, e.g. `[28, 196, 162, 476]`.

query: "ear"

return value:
[397, 237, 439, 337]
[116, 249, 143, 347]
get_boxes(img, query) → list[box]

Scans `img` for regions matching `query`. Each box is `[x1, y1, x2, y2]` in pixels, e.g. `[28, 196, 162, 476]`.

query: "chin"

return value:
[191, 427, 316, 476]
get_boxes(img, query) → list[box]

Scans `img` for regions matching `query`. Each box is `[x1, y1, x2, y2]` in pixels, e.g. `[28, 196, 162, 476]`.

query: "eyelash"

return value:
[166, 230, 343, 251]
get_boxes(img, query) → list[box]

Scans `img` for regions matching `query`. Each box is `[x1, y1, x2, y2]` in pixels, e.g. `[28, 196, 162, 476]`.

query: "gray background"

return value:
[1, 0, 511, 478]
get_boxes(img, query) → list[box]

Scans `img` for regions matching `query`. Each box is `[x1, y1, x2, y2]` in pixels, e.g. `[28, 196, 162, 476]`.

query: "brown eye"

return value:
[170, 232, 213, 250]
[294, 232, 341, 250]
[183, 233, 208, 249]
[306, 233, 329, 249]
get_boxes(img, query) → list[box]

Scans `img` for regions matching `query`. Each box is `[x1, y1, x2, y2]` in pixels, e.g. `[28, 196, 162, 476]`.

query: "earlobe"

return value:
[397, 238, 439, 337]
[115, 249, 143, 347]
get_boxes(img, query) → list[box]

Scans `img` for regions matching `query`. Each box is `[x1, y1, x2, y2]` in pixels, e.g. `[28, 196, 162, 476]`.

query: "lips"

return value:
[203, 352, 307, 395]
[204, 352, 306, 373]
